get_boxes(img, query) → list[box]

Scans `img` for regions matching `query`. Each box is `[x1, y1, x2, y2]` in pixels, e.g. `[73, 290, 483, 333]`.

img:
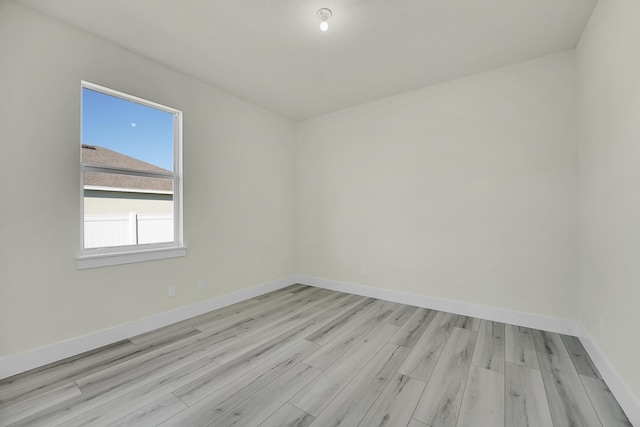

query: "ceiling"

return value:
[19, 0, 597, 121]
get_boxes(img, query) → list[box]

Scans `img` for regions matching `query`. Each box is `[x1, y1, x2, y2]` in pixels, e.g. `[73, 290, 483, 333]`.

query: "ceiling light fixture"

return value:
[317, 8, 332, 32]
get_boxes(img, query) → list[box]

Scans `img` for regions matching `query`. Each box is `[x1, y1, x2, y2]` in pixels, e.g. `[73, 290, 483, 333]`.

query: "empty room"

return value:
[0, 0, 639, 426]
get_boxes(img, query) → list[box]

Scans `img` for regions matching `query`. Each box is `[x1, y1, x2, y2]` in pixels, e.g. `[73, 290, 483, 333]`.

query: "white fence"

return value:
[84, 212, 174, 248]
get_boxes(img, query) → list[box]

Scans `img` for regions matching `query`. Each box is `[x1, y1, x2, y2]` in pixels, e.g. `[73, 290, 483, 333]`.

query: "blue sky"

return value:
[82, 87, 174, 171]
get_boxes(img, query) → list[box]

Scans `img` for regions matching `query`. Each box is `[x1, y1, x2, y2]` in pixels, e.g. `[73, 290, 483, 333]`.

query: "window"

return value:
[77, 81, 185, 269]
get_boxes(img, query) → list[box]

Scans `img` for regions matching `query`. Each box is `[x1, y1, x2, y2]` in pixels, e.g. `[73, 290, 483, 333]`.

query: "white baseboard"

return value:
[297, 274, 640, 425]
[297, 275, 581, 335]
[0, 275, 296, 380]
[4, 273, 638, 425]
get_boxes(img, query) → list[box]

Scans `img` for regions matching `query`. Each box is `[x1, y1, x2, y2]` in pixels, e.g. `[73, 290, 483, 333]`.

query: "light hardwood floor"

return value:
[0, 285, 633, 427]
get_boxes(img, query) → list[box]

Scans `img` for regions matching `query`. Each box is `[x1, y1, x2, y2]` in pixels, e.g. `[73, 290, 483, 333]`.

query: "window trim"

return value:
[77, 81, 185, 269]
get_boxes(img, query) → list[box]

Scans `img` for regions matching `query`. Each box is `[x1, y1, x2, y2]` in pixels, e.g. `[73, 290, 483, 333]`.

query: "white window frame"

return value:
[77, 81, 185, 269]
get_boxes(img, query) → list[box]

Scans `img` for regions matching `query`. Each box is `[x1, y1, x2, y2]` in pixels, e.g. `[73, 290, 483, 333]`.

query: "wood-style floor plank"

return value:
[454, 316, 481, 332]
[537, 352, 601, 427]
[312, 290, 352, 308]
[398, 311, 458, 382]
[68, 358, 217, 425]
[581, 375, 632, 427]
[190, 288, 315, 336]
[245, 288, 333, 328]
[205, 289, 351, 366]
[561, 334, 602, 379]
[378, 300, 401, 311]
[289, 323, 398, 417]
[0, 340, 142, 404]
[11, 357, 219, 427]
[456, 366, 504, 427]
[107, 393, 187, 427]
[0, 285, 628, 427]
[471, 319, 505, 373]
[385, 304, 419, 326]
[303, 307, 392, 370]
[309, 343, 409, 426]
[389, 308, 437, 348]
[173, 320, 321, 406]
[304, 297, 377, 345]
[206, 306, 325, 365]
[254, 284, 307, 300]
[505, 362, 553, 427]
[128, 324, 201, 348]
[74, 329, 238, 396]
[258, 403, 314, 427]
[200, 363, 320, 427]
[0, 381, 81, 426]
[165, 340, 318, 425]
[412, 327, 476, 427]
[185, 297, 263, 328]
[531, 329, 570, 358]
[357, 373, 425, 427]
[193, 286, 320, 334]
[505, 325, 539, 369]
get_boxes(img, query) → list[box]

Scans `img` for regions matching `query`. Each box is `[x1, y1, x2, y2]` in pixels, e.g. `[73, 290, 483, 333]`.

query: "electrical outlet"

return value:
[198, 279, 205, 290]
[168, 285, 176, 297]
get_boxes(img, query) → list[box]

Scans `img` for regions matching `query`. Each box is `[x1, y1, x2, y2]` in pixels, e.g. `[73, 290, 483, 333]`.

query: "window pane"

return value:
[79, 82, 182, 265]
[84, 171, 174, 249]
[82, 87, 174, 172]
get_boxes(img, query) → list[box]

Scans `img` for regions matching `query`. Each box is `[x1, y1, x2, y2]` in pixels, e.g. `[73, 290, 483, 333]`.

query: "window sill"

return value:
[77, 246, 186, 269]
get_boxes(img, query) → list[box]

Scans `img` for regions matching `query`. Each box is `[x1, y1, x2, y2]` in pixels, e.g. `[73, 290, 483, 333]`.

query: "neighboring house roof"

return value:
[82, 145, 173, 193]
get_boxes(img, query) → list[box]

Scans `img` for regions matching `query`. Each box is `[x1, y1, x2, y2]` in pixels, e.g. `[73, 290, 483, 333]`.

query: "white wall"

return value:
[297, 51, 579, 321]
[577, 0, 640, 407]
[0, 1, 296, 357]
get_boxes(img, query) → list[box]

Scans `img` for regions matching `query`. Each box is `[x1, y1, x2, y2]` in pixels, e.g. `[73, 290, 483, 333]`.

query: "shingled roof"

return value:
[82, 145, 173, 193]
